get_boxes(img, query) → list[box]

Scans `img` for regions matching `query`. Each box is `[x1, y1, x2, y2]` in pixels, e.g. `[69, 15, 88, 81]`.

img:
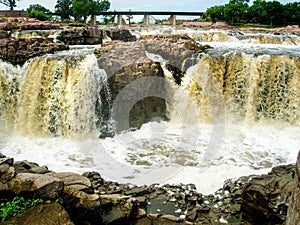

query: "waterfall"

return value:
[0, 52, 111, 138]
[183, 51, 300, 125]
[0, 61, 23, 130]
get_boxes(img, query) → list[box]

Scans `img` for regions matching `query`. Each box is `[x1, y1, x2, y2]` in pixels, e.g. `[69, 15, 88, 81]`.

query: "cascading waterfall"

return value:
[184, 51, 300, 125]
[1, 52, 111, 138]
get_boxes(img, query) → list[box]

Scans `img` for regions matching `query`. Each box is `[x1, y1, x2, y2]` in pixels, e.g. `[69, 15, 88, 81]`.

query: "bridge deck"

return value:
[99, 11, 203, 16]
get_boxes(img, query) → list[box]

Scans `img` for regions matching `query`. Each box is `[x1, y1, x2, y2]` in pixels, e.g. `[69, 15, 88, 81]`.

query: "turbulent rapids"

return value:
[1, 27, 300, 194]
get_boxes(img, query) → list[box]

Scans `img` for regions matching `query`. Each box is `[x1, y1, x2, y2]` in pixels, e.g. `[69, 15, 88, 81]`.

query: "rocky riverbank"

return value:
[0, 152, 299, 224]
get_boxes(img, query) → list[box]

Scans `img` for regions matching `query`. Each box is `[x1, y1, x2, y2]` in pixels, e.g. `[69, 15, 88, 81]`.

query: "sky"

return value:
[0, 0, 297, 22]
[0, 0, 297, 12]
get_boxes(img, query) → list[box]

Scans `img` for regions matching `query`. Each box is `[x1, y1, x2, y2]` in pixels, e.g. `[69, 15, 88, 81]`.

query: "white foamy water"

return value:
[1, 119, 299, 195]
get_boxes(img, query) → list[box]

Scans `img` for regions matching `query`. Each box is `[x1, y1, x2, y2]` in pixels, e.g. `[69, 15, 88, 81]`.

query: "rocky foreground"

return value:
[0, 151, 299, 225]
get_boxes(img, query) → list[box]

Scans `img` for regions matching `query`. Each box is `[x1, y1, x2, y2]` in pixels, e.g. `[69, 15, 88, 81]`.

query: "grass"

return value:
[238, 23, 282, 29]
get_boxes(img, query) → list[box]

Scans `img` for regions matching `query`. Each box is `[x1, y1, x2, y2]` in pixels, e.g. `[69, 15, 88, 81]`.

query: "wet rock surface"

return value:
[286, 151, 300, 225]
[0, 152, 298, 224]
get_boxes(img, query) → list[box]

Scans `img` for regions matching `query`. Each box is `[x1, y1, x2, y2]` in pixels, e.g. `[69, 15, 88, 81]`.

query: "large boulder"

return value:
[241, 164, 295, 225]
[8, 173, 64, 199]
[286, 151, 300, 225]
[0, 37, 69, 65]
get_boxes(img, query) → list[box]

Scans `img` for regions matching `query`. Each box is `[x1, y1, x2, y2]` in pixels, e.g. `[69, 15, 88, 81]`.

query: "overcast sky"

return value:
[0, 0, 297, 12]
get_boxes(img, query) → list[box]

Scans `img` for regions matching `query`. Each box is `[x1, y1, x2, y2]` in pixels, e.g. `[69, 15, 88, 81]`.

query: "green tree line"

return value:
[205, 0, 300, 26]
[0, 0, 111, 23]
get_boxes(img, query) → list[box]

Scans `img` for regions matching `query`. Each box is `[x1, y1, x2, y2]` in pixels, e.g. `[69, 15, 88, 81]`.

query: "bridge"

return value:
[96, 11, 204, 26]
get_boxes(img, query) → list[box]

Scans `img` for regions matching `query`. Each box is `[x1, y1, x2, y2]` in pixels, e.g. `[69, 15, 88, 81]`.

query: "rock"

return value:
[0, 157, 13, 175]
[0, 153, 6, 158]
[0, 30, 9, 38]
[241, 164, 295, 225]
[95, 41, 167, 131]
[0, 37, 69, 65]
[48, 172, 92, 193]
[110, 29, 137, 42]
[57, 27, 102, 45]
[0, 17, 62, 31]
[286, 151, 300, 225]
[62, 185, 100, 211]
[2, 203, 74, 225]
[138, 34, 201, 71]
[8, 173, 64, 199]
[14, 160, 49, 174]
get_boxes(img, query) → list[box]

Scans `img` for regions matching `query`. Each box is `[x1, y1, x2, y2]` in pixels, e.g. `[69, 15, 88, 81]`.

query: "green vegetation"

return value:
[111, 197, 127, 206]
[55, 0, 110, 23]
[0, 196, 64, 221]
[27, 4, 52, 21]
[0, 0, 20, 10]
[204, 0, 300, 26]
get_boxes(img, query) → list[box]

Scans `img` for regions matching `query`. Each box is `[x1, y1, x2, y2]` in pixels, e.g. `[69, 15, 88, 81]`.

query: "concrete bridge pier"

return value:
[117, 15, 123, 25]
[170, 15, 176, 26]
[144, 14, 150, 26]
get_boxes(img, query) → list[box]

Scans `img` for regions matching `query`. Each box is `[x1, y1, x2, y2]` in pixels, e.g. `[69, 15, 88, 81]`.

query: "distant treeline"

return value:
[204, 0, 300, 26]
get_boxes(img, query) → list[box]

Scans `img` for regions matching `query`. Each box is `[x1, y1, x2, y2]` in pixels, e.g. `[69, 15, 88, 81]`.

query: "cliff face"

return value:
[286, 151, 300, 225]
[95, 41, 167, 131]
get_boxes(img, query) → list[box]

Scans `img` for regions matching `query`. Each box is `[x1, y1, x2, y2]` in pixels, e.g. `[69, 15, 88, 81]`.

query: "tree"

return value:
[224, 0, 249, 24]
[55, 0, 73, 21]
[27, 4, 52, 21]
[205, 5, 225, 23]
[72, 0, 110, 23]
[0, 0, 20, 10]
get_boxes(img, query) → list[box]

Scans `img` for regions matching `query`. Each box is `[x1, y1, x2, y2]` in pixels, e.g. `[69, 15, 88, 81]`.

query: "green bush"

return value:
[0, 196, 64, 221]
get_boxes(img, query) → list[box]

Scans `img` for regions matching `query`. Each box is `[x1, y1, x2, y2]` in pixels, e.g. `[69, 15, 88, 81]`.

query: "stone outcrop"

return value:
[241, 165, 295, 225]
[138, 34, 207, 71]
[286, 151, 300, 225]
[56, 27, 137, 45]
[0, 37, 69, 65]
[0, 17, 62, 30]
[95, 41, 167, 131]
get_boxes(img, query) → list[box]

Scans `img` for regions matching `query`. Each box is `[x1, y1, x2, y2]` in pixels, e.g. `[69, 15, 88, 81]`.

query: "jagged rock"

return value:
[2, 203, 74, 225]
[0, 157, 13, 175]
[0, 157, 16, 183]
[0, 17, 62, 31]
[14, 160, 49, 174]
[57, 27, 102, 45]
[0, 37, 69, 65]
[0, 30, 9, 38]
[138, 34, 202, 71]
[286, 151, 300, 225]
[241, 164, 295, 225]
[63, 185, 100, 210]
[8, 173, 64, 199]
[109, 29, 137, 42]
[49, 172, 93, 193]
[95, 41, 167, 131]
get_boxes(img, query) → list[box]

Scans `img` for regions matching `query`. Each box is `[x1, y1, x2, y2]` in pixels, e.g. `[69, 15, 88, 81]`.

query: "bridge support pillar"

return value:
[170, 15, 176, 26]
[144, 15, 150, 26]
[117, 15, 123, 25]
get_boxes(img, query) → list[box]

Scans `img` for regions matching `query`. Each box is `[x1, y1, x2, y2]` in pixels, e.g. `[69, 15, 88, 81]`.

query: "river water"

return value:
[0, 27, 299, 194]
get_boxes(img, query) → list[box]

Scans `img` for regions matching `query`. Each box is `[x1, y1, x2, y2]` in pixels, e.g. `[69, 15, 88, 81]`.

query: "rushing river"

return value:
[1, 27, 300, 194]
